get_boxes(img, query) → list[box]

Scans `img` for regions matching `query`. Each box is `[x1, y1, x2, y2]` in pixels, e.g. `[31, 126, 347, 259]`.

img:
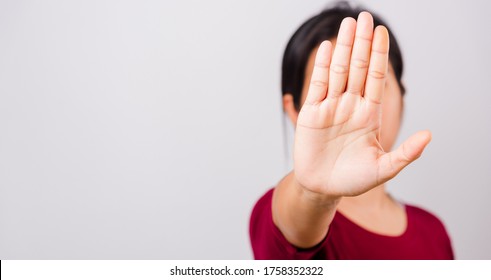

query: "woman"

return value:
[249, 2, 454, 259]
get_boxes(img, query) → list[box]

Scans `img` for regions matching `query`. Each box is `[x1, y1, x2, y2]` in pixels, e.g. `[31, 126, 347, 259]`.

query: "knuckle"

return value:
[371, 48, 389, 55]
[346, 87, 362, 95]
[350, 58, 369, 70]
[400, 143, 412, 162]
[310, 79, 328, 88]
[336, 41, 352, 48]
[328, 88, 344, 97]
[367, 96, 382, 105]
[331, 64, 349, 75]
[314, 62, 330, 69]
[368, 69, 386, 79]
[355, 35, 372, 42]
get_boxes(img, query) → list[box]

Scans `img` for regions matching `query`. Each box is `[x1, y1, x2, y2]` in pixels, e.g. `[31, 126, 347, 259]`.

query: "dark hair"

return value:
[282, 1, 405, 111]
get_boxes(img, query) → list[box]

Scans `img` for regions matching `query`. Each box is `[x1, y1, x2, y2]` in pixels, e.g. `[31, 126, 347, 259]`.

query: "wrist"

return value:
[291, 172, 341, 208]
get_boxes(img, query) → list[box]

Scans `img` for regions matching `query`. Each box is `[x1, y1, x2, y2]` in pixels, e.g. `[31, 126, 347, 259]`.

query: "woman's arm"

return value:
[272, 12, 431, 249]
[272, 171, 339, 248]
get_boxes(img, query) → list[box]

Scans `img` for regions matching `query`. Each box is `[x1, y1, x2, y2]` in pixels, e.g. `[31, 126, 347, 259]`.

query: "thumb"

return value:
[377, 130, 432, 183]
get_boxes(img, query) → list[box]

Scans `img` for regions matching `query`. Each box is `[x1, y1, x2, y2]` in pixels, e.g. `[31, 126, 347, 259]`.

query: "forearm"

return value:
[272, 171, 340, 249]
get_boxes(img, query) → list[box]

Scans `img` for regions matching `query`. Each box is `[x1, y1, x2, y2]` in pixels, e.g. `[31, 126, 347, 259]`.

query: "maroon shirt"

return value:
[250, 188, 454, 260]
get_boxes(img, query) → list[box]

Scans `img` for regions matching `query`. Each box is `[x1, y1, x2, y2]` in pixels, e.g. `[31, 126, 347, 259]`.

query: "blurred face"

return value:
[298, 45, 403, 152]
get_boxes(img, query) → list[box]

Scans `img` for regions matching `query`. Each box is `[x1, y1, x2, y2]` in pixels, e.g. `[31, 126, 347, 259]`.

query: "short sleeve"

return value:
[249, 188, 330, 260]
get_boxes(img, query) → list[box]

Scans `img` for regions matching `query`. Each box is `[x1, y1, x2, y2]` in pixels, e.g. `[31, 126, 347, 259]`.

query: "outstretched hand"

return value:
[294, 12, 431, 198]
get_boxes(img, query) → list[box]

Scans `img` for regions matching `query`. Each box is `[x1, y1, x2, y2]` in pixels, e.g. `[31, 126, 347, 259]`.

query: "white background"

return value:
[1, 0, 490, 259]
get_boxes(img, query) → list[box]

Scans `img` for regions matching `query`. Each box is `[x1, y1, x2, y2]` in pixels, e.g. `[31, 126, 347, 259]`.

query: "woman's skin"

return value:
[272, 12, 432, 249]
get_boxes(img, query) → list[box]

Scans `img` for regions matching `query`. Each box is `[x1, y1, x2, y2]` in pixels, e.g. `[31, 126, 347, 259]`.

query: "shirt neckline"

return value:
[334, 204, 411, 239]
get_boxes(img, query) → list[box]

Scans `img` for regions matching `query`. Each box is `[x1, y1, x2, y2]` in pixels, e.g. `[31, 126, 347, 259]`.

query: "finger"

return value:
[305, 40, 332, 105]
[377, 130, 432, 182]
[364, 25, 389, 105]
[327, 17, 356, 99]
[346, 12, 374, 96]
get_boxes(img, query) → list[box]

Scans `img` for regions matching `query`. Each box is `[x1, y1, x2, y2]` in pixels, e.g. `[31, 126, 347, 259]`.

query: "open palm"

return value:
[294, 13, 431, 198]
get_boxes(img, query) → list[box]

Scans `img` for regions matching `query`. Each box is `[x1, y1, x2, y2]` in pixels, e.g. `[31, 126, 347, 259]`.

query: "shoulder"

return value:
[405, 204, 449, 235]
[405, 204, 455, 259]
[406, 204, 444, 226]
[249, 187, 292, 259]
[250, 188, 274, 220]
[405, 204, 446, 226]
[405, 204, 451, 242]
[249, 187, 275, 247]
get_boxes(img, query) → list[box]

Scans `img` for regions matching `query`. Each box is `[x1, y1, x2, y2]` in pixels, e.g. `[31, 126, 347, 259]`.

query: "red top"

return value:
[250, 188, 454, 260]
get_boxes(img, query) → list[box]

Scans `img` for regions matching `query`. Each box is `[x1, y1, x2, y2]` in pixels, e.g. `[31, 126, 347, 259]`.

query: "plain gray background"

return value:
[0, 0, 490, 259]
